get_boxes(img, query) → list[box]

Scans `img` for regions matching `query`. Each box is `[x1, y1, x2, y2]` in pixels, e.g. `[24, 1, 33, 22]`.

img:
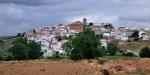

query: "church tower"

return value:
[83, 18, 87, 31]
[83, 18, 87, 26]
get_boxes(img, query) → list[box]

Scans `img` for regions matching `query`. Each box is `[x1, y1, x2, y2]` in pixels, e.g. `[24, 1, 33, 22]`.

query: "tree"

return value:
[16, 33, 22, 37]
[131, 30, 139, 41]
[33, 29, 36, 34]
[8, 38, 43, 60]
[107, 43, 118, 56]
[53, 51, 60, 59]
[139, 47, 150, 58]
[13, 38, 28, 45]
[16, 32, 26, 37]
[9, 38, 29, 60]
[88, 22, 94, 26]
[22, 32, 26, 37]
[62, 41, 72, 55]
[28, 41, 43, 59]
[66, 28, 102, 60]
[103, 23, 114, 29]
[56, 36, 62, 41]
[9, 43, 30, 60]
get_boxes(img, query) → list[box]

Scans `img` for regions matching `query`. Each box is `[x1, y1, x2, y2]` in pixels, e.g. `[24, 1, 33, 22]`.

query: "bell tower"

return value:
[83, 18, 87, 26]
[83, 18, 87, 31]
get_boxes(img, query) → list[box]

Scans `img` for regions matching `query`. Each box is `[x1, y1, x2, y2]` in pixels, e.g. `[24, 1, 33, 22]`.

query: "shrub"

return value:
[123, 52, 135, 56]
[107, 43, 119, 56]
[52, 51, 60, 59]
[101, 46, 107, 55]
[139, 47, 150, 58]
[0, 51, 13, 61]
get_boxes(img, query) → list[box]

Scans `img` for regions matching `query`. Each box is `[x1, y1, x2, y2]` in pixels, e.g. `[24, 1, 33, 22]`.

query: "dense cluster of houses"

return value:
[24, 18, 150, 57]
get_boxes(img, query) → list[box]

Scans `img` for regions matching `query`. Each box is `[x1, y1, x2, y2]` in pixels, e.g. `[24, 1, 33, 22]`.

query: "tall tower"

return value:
[83, 18, 87, 26]
[83, 18, 87, 31]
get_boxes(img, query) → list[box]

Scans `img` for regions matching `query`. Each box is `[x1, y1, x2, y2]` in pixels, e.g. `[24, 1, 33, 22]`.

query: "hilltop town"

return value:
[23, 18, 150, 57]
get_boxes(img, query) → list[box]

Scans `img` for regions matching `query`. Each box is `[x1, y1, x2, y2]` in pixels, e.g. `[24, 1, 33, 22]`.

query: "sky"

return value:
[0, 0, 150, 36]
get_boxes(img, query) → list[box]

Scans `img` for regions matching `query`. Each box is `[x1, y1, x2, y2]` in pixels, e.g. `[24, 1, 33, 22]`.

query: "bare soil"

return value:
[0, 58, 150, 75]
[0, 60, 102, 75]
[103, 58, 150, 75]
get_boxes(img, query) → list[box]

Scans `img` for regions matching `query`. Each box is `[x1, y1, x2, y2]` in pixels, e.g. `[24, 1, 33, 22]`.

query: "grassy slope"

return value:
[0, 36, 16, 51]
[118, 41, 150, 51]
[101, 55, 137, 60]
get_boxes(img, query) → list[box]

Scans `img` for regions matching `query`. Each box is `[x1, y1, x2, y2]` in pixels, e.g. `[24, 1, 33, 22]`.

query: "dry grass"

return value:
[0, 58, 150, 75]
[103, 58, 150, 75]
[118, 41, 150, 51]
[0, 60, 102, 75]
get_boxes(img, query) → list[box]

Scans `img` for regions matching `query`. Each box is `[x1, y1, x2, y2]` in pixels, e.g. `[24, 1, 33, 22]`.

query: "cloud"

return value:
[66, 14, 119, 24]
[0, 0, 62, 6]
[0, 0, 150, 36]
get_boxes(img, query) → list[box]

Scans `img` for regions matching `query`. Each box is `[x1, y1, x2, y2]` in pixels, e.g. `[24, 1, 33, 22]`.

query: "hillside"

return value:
[0, 36, 16, 51]
[118, 41, 150, 51]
